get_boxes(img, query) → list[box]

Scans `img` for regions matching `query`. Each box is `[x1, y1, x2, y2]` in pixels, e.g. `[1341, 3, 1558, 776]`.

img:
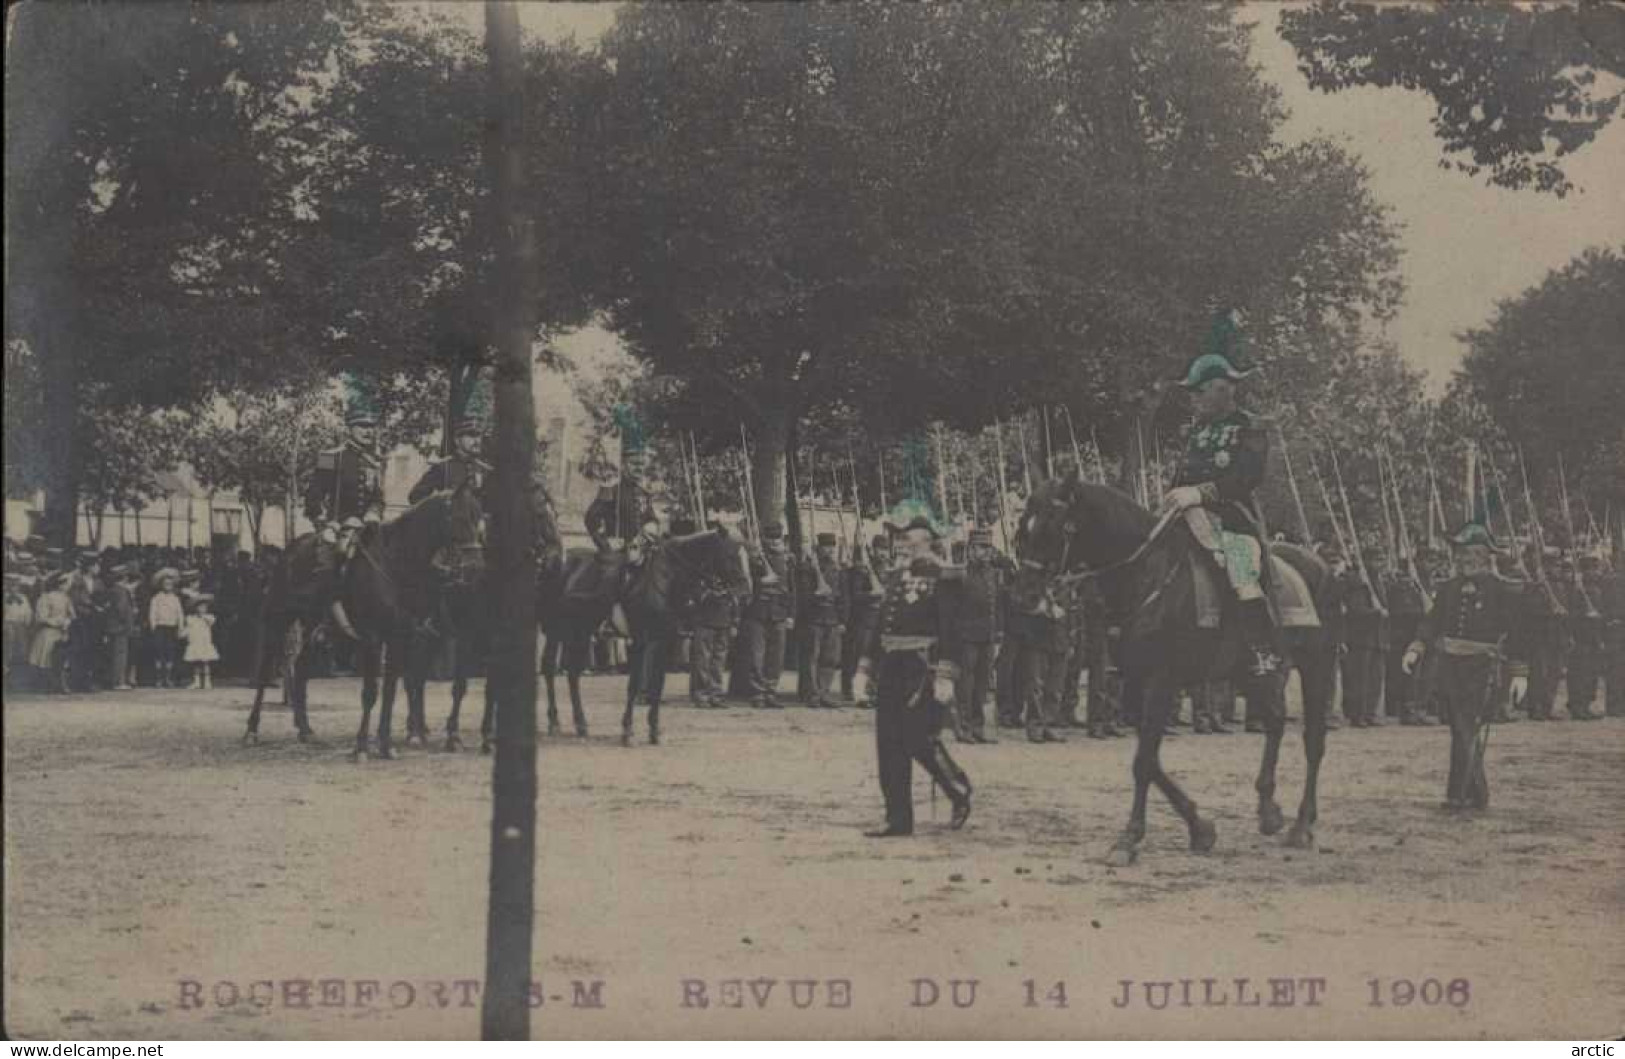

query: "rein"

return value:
[1055, 506, 1181, 587]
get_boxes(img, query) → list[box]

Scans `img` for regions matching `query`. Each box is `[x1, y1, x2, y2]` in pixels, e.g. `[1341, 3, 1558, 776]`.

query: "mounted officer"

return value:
[410, 378, 492, 507]
[303, 374, 385, 636]
[584, 405, 658, 554]
[1161, 314, 1278, 678]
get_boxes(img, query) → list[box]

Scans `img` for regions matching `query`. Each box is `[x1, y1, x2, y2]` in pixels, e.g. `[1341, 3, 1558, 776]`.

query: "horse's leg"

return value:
[1106, 671, 1157, 866]
[1141, 667, 1215, 855]
[377, 640, 400, 760]
[647, 630, 667, 745]
[292, 624, 318, 742]
[620, 635, 642, 747]
[446, 638, 468, 751]
[243, 613, 275, 745]
[352, 640, 378, 761]
[479, 669, 497, 755]
[568, 633, 589, 737]
[540, 632, 561, 736]
[1288, 638, 1332, 848]
[1253, 665, 1288, 836]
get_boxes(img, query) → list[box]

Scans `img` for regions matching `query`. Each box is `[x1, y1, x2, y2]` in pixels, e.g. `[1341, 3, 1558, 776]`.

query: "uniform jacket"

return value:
[409, 453, 489, 506]
[865, 554, 965, 675]
[844, 561, 885, 617]
[583, 479, 654, 550]
[797, 553, 849, 627]
[106, 582, 138, 635]
[1411, 573, 1531, 666]
[305, 443, 384, 526]
[744, 547, 796, 624]
[1171, 408, 1269, 533]
[955, 560, 1005, 644]
[1342, 572, 1389, 650]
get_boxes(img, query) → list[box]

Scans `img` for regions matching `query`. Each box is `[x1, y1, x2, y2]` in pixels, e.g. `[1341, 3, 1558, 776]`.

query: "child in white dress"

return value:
[182, 596, 220, 690]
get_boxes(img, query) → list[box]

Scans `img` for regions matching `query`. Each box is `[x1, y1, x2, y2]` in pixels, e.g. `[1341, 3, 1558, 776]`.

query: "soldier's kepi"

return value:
[1164, 314, 1278, 676]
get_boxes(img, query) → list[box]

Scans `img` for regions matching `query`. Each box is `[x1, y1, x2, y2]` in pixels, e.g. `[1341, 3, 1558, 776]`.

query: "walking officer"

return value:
[851, 511, 972, 837]
[1401, 519, 1532, 812]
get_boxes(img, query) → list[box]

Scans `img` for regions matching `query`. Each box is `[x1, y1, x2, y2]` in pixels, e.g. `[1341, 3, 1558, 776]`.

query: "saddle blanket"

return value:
[1192, 552, 1320, 630]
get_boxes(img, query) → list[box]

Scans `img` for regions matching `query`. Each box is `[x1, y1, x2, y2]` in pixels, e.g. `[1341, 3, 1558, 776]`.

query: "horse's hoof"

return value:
[1259, 802, 1285, 836]
[1284, 825, 1314, 850]
[547, 720, 561, 737]
[377, 746, 396, 761]
[1104, 842, 1139, 868]
[1189, 817, 1218, 854]
[241, 732, 259, 747]
[298, 732, 321, 746]
[445, 735, 464, 753]
[575, 726, 588, 739]
[620, 731, 632, 748]
[349, 749, 368, 764]
[480, 740, 494, 756]
[648, 730, 660, 746]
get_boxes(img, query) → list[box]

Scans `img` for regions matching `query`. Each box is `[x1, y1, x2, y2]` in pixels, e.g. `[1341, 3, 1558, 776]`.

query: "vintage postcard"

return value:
[5, 0, 1622, 1042]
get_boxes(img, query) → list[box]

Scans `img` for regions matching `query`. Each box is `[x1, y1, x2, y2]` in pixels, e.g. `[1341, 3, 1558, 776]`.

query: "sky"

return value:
[494, 1, 1625, 393]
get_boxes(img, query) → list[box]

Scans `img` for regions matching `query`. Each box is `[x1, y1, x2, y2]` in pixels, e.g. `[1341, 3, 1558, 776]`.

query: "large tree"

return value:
[1280, 0, 1625, 195]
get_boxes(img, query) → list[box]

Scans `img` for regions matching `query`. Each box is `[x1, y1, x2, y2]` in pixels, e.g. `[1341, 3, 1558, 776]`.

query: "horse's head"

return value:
[1018, 472, 1156, 575]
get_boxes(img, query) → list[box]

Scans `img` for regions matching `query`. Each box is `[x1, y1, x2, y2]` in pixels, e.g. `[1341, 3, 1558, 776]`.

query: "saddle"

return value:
[562, 548, 628, 606]
[1190, 552, 1320, 630]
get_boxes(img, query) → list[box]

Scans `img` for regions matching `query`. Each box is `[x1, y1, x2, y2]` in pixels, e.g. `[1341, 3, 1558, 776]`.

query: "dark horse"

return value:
[539, 528, 740, 746]
[1020, 475, 1337, 865]
[242, 483, 484, 757]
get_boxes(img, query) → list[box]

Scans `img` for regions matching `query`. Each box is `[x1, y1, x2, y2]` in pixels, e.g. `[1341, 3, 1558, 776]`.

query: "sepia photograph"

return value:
[4, 0, 1623, 1043]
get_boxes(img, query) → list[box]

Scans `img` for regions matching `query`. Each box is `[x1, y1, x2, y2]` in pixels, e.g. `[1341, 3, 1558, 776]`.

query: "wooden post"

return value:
[480, 0, 541, 1040]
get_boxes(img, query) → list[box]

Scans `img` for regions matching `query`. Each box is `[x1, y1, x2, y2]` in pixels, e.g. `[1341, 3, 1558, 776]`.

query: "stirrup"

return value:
[1249, 647, 1281, 677]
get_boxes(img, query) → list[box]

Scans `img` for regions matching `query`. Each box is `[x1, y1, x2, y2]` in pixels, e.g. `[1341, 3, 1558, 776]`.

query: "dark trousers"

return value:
[1607, 624, 1624, 716]
[626, 626, 673, 711]
[874, 651, 970, 833]
[842, 608, 879, 698]
[804, 622, 843, 702]
[1566, 623, 1604, 717]
[953, 640, 996, 734]
[1341, 645, 1385, 722]
[108, 634, 130, 687]
[1386, 616, 1421, 716]
[1042, 647, 1071, 727]
[994, 640, 1019, 724]
[1007, 639, 1053, 734]
[1437, 655, 1495, 807]
[741, 617, 785, 701]
[689, 624, 730, 703]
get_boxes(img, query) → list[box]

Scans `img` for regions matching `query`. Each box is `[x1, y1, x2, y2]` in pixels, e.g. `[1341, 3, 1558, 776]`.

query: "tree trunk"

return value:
[480, 0, 540, 1041]
[39, 324, 80, 549]
[751, 408, 790, 538]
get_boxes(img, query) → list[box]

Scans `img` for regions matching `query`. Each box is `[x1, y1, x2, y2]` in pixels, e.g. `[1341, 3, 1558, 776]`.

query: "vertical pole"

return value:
[480, 0, 540, 1040]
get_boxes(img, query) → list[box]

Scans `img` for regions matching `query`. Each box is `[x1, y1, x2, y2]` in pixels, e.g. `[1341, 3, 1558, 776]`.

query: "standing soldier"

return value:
[1342, 542, 1389, 728]
[304, 376, 385, 635]
[1004, 561, 1065, 744]
[1401, 519, 1531, 812]
[741, 522, 795, 709]
[1564, 550, 1607, 721]
[1600, 550, 1624, 718]
[952, 526, 1003, 743]
[1520, 544, 1568, 721]
[798, 532, 848, 708]
[841, 534, 889, 707]
[65, 552, 104, 692]
[1384, 557, 1430, 725]
[851, 514, 972, 837]
[106, 563, 139, 690]
[689, 525, 745, 709]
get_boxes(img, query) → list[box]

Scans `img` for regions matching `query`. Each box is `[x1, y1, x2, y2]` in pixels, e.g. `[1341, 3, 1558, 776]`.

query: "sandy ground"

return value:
[3, 673, 1622, 1040]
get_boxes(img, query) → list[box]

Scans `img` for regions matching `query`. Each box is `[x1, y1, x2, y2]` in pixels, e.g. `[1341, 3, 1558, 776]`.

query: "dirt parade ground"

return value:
[4, 674, 1622, 1040]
